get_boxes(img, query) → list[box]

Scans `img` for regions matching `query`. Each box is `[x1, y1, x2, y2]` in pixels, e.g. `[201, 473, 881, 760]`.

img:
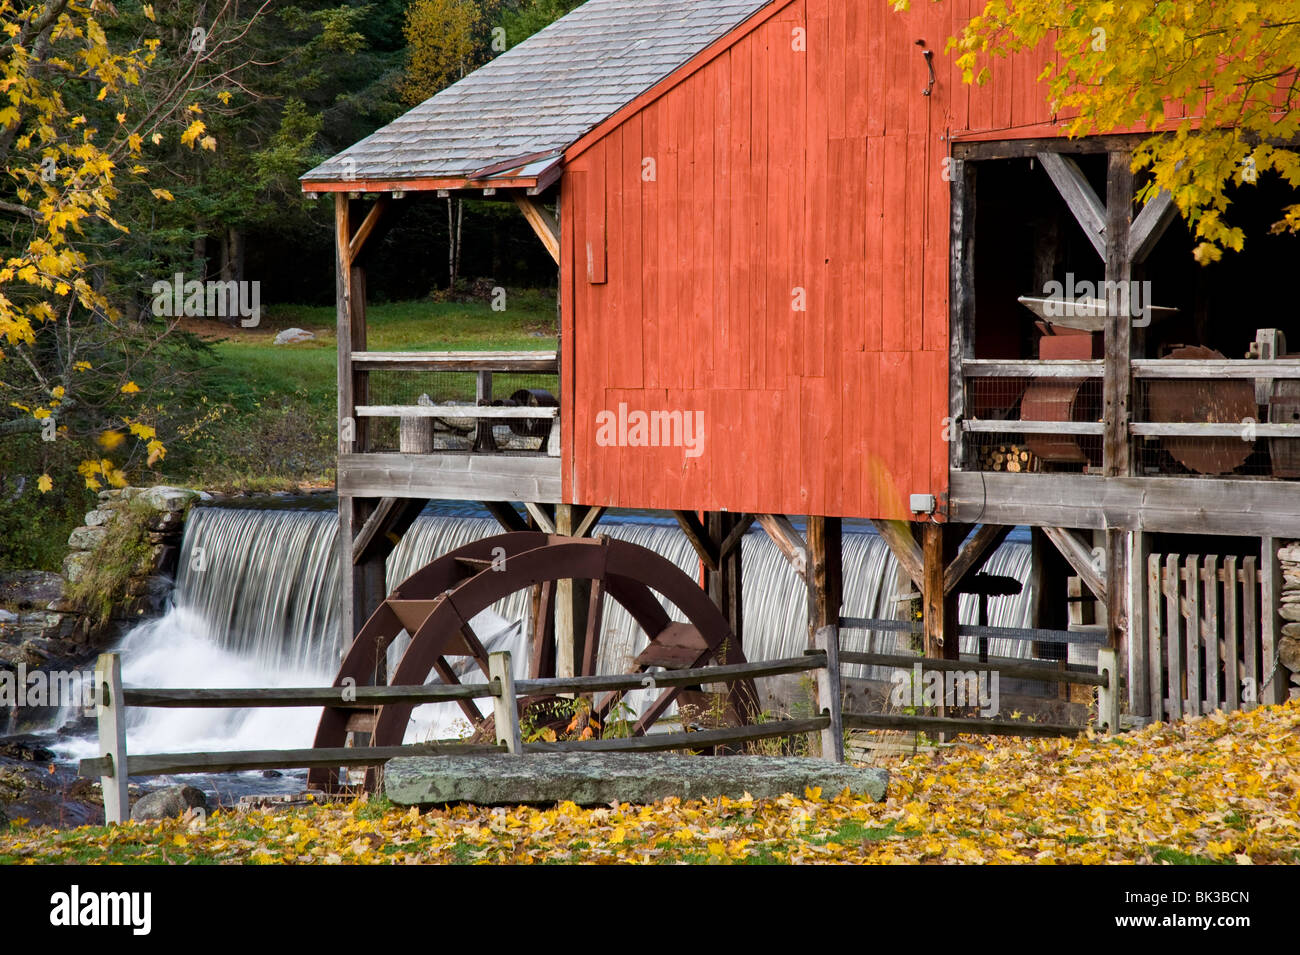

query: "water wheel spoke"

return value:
[432, 656, 484, 726]
[530, 579, 556, 678]
[580, 577, 607, 677]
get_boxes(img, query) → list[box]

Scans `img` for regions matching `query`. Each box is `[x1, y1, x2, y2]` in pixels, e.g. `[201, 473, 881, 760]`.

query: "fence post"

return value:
[94, 653, 129, 823]
[814, 625, 844, 762]
[1096, 647, 1120, 735]
[489, 651, 522, 754]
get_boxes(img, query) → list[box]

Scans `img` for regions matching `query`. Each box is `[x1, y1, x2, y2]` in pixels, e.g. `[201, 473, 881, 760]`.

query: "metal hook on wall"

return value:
[916, 39, 936, 96]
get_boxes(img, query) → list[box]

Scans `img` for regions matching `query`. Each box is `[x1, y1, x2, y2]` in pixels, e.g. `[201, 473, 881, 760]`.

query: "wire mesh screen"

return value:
[1133, 378, 1285, 478]
[963, 375, 1103, 473]
[362, 369, 559, 454]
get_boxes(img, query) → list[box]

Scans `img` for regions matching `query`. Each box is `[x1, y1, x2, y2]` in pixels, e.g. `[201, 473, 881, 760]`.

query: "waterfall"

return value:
[57, 504, 1036, 762]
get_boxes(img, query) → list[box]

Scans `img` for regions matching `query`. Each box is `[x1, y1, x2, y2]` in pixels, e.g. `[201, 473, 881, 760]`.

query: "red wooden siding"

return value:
[562, 0, 1060, 519]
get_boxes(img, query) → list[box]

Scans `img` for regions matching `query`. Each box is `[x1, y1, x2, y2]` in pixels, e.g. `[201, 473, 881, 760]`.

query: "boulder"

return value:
[135, 485, 201, 513]
[129, 784, 209, 822]
[1279, 636, 1300, 675]
[385, 753, 890, 806]
[273, 327, 315, 345]
[65, 526, 107, 552]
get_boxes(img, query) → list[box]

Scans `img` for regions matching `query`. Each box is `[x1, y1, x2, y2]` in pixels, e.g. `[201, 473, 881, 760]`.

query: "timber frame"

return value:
[331, 190, 567, 645]
[944, 136, 1295, 711]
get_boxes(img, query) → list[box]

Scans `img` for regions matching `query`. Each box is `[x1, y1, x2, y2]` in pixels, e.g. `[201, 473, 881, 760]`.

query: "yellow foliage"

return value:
[401, 0, 483, 105]
[946, 0, 1300, 258]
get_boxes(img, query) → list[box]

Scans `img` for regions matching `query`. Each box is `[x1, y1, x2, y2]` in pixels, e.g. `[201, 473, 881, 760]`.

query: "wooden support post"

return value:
[705, 513, 745, 662]
[807, 517, 842, 644]
[1096, 647, 1121, 734]
[95, 653, 129, 824]
[1130, 530, 1151, 716]
[489, 651, 522, 754]
[1103, 150, 1134, 660]
[335, 194, 388, 655]
[814, 626, 844, 763]
[553, 505, 590, 680]
[1106, 528, 1128, 654]
[949, 157, 975, 471]
[922, 523, 960, 661]
[1260, 536, 1287, 705]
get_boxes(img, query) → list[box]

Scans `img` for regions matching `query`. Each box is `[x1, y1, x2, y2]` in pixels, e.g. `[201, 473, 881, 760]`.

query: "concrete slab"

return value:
[384, 753, 888, 806]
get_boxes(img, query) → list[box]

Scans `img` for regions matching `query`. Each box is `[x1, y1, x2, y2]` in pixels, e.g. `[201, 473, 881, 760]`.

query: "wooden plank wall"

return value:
[562, 0, 1058, 519]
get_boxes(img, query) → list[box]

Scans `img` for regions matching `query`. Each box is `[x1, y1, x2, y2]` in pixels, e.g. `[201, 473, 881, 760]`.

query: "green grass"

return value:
[161, 295, 557, 491]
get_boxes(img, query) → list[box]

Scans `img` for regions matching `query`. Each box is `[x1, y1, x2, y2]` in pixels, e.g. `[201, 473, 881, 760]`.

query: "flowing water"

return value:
[48, 502, 1036, 795]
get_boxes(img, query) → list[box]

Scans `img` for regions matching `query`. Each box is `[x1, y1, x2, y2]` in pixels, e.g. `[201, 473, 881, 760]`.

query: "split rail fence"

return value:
[81, 627, 1119, 823]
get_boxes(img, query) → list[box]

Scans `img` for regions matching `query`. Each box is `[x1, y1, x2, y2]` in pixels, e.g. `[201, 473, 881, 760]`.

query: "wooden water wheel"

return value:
[307, 532, 757, 791]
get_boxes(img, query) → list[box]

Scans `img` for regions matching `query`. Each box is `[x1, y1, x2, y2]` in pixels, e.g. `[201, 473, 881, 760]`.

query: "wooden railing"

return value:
[344, 351, 561, 456]
[957, 358, 1300, 477]
[81, 649, 831, 823]
[81, 625, 1121, 823]
[829, 621, 1120, 741]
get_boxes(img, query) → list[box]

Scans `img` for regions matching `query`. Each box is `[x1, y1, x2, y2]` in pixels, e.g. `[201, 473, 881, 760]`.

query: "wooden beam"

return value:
[1103, 150, 1136, 655]
[673, 510, 720, 572]
[524, 502, 556, 534]
[339, 453, 561, 503]
[1041, 526, 1107, 603]
[352, 497, 426, 565]
[347, 196, 390, 262]
[1128, 188, 1177, 263]
[807, 517, 843, 642]
[1103, 149, 1135, 478]
[871, 519, 924, 591]
[922, 523, 960, 662]
[1261, 536, 1288, 705]
[482, 501, 529, 533]
[949, 157, 975, 470]
[757, 514, 808, 580]
[719, 513, 756, 559]
[944, 524, 1013, 596]
[949, 471, 1300, 538]
[1129, 530, 1151, 717]
[514, 195, 560, 264]
[1036, 151, 1107, 259]
[954, 133, 1152, 162]
[705, 512, 745, 681]
[574, 505, 606, 539]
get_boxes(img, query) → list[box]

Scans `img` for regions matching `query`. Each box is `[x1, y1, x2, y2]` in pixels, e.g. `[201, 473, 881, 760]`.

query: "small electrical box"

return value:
[909, 493, 936, 514]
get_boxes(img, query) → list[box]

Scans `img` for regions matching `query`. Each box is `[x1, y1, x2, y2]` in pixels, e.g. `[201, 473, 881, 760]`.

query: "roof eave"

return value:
[300, 155, 564, 197]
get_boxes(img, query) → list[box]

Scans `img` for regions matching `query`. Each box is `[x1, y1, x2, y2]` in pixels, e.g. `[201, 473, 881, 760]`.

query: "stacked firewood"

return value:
[980, 444, 1037, 472]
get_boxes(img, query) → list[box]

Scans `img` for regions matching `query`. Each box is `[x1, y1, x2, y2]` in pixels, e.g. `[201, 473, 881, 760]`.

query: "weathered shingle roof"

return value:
[302, 0, 774, 186]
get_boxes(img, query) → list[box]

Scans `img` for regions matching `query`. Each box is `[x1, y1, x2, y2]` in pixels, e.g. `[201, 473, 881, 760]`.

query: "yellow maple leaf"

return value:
[180, 119, 205, 148]
[37, 474, 52, 493]
[120, 380, 140, 394]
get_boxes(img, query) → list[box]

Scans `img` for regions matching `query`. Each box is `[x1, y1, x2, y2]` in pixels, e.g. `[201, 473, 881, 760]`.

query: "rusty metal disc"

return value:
[1022, 378, 1099, 465]
[1147, 345, 1256, 475]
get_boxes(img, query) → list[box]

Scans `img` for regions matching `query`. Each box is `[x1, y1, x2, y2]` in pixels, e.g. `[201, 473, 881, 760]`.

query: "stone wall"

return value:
[0, 486, 206, 674]
[1280, 542, 1300, 702]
